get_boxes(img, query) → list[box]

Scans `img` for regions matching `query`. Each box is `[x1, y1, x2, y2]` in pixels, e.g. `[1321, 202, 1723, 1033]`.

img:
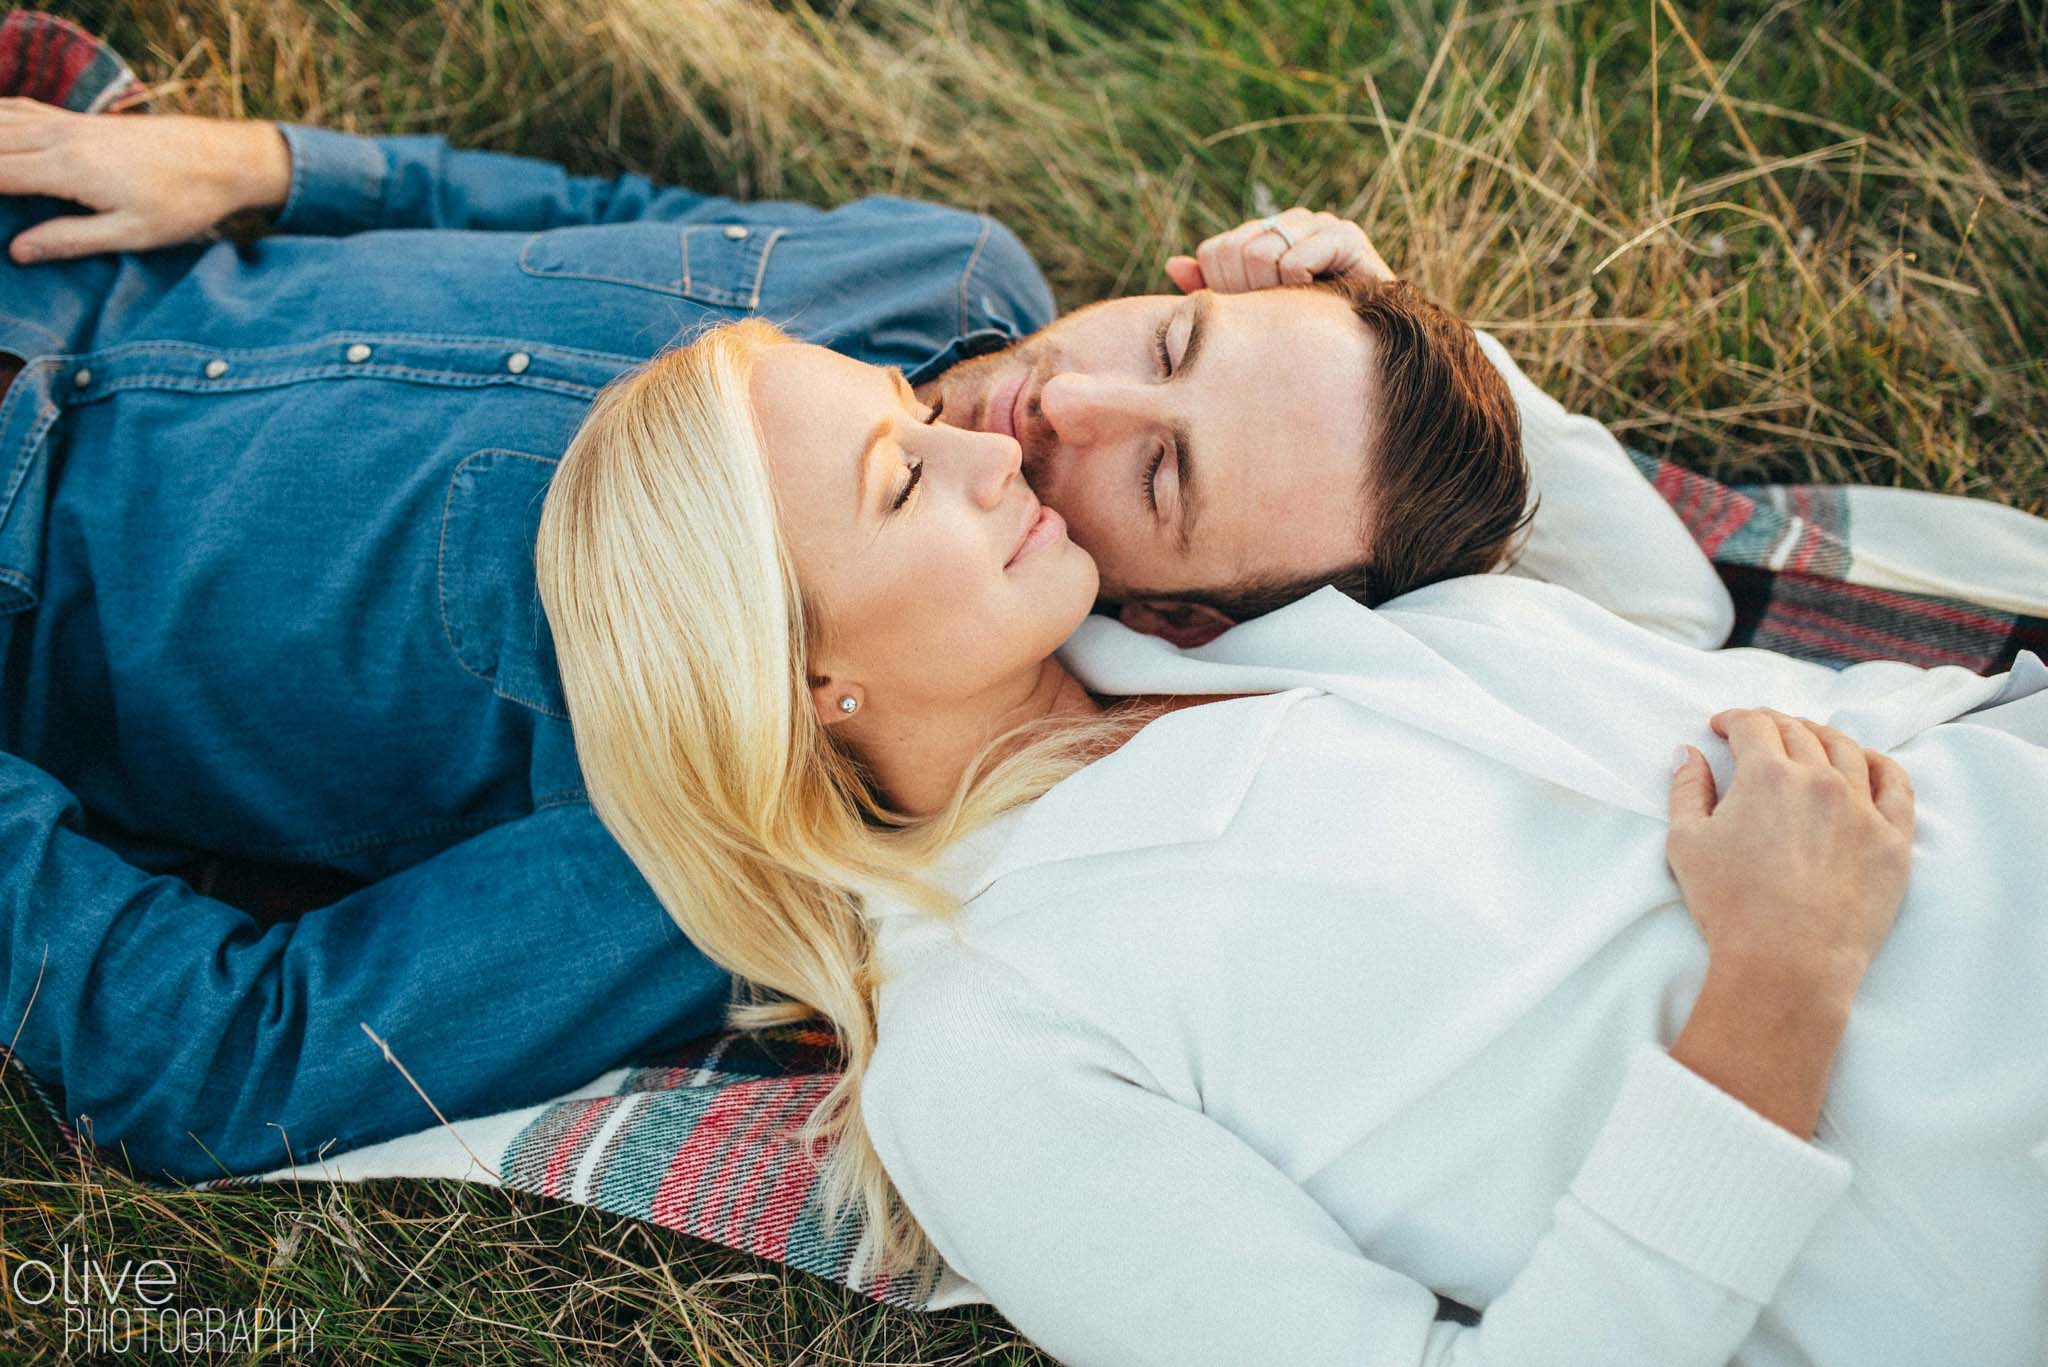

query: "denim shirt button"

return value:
[71, 367, 91, 389]
[204, 358, 230, 379]
[722, 224, 749, 240]
[505, 351, 532, 375]
[345, 343, 373, 363]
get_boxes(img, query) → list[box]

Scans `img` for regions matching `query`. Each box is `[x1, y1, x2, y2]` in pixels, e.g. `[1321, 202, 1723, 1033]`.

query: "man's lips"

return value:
[984, 368, 1027, 443]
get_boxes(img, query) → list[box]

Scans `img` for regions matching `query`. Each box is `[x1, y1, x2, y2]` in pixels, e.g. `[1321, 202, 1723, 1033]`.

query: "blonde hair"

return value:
[534, 318, 1144, 1288]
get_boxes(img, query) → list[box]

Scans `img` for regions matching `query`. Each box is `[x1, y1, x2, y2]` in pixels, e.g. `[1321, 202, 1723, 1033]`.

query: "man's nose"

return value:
[1037, 371, 1150, 447]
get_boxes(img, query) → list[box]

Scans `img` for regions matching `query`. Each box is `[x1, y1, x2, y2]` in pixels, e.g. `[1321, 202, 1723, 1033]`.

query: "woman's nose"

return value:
[949, 422, 1022, 509]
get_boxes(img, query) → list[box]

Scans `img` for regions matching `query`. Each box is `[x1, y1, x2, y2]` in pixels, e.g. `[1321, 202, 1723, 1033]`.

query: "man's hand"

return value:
[1164, 207, 1396, 294]
[1666, 708, 1916, 1000]
[0, 100, 291, 263]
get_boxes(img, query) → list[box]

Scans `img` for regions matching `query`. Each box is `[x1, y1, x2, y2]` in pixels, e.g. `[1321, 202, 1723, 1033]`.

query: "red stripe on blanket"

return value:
[1656, 463, 1717, 538]
[540, 1097, 612, 1199]
[720, 1078, 834, 1258]
[1754, 607, 1984, 669]
[1809, 576, 2013, 634]
[709, 1079, 827, 1248]
[650, 1078, 802, 1237]
[1694, 491, 1755, 557]
[1653, 462, 1692, 510]
[1789, 525, 1827, 574]
[2, 12, 96, 103]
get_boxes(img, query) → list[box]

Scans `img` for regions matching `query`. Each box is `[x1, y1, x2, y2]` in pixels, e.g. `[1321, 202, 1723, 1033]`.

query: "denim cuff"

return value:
[274, 124, 388, 236]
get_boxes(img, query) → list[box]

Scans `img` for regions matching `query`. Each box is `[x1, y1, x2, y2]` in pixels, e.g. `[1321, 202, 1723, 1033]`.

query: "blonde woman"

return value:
[534, 311, 2047, 1367]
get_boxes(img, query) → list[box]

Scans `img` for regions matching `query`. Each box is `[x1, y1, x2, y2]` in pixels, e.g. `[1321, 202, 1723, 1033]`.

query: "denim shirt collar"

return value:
[907, 327, 1019, 387]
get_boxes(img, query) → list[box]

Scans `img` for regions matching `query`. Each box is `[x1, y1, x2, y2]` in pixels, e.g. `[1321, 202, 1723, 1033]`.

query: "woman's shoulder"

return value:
[862, 947, 1141, 1145]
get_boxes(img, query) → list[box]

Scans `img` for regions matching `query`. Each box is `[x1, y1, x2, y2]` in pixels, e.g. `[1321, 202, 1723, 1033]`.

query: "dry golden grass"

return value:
[4, 1, 2043, 1361]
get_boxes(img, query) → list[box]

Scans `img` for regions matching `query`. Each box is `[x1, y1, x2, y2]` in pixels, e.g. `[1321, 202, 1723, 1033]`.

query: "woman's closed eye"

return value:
[889, 399, 945, 512]
[891, 457, 923, 511]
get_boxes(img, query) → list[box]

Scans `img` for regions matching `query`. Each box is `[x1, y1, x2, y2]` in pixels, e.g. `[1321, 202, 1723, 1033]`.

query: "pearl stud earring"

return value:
[838, 695, 859, 715]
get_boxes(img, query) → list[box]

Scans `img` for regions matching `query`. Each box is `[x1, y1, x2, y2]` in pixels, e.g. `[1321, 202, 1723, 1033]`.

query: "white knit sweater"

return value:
[859, 581, 2048, 1367]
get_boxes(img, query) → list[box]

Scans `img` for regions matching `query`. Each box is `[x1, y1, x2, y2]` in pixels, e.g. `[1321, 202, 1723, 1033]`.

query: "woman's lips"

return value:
[1006, 501, 1065, 570]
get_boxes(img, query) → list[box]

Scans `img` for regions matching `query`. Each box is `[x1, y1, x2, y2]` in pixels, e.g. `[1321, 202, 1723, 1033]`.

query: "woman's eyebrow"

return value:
[853, 369, 917, 510]
[853, 415, 892, 509]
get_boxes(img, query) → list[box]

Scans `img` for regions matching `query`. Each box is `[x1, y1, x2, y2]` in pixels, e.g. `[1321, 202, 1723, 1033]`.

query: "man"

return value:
[0, 103, 1727, 1180]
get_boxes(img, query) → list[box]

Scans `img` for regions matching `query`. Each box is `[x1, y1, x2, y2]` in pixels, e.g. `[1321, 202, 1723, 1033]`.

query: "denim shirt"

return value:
[0, 124, 1055, 850]
[0, 126, 1056, 1179]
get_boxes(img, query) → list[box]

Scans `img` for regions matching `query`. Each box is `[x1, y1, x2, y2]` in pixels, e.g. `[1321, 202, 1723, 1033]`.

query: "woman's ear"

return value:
[1116, 599, 1236, 649]
[808, 674, 866, 726]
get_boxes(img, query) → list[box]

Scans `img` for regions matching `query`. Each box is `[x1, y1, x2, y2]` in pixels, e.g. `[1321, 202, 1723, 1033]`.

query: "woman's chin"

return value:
[1040, 540, 1101, 641]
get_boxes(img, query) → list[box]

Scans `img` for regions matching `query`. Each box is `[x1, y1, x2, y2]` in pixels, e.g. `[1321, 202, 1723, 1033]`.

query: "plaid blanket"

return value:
[1634, 451, 2048, 670]
[0, 10, 147, 114]
[6, 5, 2048, 1319]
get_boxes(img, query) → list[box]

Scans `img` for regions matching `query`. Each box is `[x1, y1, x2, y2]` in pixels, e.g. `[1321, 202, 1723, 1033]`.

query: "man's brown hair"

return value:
[1140, 276, 1532, 621]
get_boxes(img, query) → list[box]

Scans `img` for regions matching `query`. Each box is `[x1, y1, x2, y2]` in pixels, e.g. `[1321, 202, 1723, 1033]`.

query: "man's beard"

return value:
[943, 337, 1055, 485]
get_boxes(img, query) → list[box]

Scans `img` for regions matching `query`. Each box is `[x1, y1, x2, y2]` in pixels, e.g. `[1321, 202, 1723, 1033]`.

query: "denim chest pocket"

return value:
[438, 448, 569, 719]
[519, 221, 786, 311]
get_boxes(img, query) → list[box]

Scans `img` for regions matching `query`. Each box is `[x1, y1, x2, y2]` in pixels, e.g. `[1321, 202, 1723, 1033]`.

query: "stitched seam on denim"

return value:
[748, 227, 786, 309]
[680, 225, 692, 294]
[438, 450, 498, 684]
[436, 447, 571, 720]
[677, 224, 767, 308]
[0, 308, 66, 351]
[519, 230, 687, 297]
[957, 217, 994, 338]
[250, 810, 517, 863]
[0, 351, 53, 435]
[1, 370, 61, 531]
[495, 683, 568, 720]
[68, 370, 603, 400]
[533, 788, 589, 810]
[69, 334, 644, 366]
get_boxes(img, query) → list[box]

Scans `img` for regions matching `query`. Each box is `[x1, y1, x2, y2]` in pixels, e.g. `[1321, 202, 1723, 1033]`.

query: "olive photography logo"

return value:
[8, 1244, 324, 1357]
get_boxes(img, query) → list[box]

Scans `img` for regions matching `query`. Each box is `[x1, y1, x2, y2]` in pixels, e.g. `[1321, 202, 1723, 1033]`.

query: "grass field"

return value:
[3, 0, 2044, 1361]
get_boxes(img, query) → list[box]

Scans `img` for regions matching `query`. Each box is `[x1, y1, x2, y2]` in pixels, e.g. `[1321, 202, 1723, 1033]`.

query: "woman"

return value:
[533, 315, 2048, 1367]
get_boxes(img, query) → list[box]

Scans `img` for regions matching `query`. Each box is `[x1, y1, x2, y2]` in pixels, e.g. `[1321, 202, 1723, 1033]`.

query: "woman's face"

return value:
[749, 342, 1100, 716]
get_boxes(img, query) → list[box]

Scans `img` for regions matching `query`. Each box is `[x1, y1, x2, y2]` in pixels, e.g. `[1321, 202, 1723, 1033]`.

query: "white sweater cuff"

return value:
[1569, 1042, 1853, 1303]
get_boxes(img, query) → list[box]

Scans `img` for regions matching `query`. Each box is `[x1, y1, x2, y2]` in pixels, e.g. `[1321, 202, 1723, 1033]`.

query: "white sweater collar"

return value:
[1062, 584, 1664, 821]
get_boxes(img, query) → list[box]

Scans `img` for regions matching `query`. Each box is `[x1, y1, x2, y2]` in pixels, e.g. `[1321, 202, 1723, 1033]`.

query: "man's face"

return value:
[916, 287, 1376, 601]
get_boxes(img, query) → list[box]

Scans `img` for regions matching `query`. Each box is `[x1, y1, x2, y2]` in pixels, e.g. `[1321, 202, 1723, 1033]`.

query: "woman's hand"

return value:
[0, 100, 291, 263]
[1667, 708, 1916, 998]
[1164, 207, 1396, 294]
[1663, 708, 1915, 1139]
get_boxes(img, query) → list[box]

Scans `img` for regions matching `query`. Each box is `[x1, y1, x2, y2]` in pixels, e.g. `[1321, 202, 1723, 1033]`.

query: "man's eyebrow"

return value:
[1172, 293, 1215, 557]
[1173, 414, 1198, 557]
